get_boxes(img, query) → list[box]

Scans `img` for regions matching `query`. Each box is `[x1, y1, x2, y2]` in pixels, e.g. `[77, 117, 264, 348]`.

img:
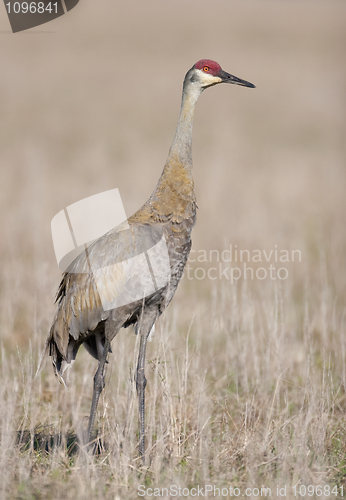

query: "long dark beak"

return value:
[219, 69, 255, 88]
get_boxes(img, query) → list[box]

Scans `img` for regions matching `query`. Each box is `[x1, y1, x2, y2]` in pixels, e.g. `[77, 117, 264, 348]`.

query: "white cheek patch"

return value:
[198, 70, 222, 86]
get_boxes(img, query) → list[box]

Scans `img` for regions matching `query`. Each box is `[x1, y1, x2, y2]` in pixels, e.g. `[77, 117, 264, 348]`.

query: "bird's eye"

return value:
[203, 66, 210, 72]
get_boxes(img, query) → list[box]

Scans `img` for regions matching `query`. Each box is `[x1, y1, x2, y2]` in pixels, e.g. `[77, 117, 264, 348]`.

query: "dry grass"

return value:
[0, 1, 345, 498]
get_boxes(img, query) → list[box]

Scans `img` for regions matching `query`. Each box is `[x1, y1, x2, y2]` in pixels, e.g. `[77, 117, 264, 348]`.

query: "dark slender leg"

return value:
[136, 329, 151, 462]
[86, 336, 111, 444]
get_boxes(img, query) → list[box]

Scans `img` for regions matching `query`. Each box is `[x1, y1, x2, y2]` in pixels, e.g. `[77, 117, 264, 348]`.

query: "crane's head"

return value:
[184, 59, 255, 91]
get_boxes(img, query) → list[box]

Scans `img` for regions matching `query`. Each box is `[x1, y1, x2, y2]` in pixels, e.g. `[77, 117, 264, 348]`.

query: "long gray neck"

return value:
[168, 81, 202, 167]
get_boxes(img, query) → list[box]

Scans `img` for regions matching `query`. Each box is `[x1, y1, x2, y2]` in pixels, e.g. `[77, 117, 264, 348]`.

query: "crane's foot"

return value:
[83, 339, 110, 452]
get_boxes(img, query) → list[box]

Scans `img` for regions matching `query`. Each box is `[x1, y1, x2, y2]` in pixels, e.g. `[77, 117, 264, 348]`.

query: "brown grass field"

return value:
[0, 1, 345, 498]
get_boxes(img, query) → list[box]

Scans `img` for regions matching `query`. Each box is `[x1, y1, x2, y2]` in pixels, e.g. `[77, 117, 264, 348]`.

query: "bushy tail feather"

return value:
[35, 326, 76, 387]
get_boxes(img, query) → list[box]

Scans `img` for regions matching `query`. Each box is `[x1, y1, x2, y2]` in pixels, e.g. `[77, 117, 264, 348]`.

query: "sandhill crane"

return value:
[44, 60, 255, 459]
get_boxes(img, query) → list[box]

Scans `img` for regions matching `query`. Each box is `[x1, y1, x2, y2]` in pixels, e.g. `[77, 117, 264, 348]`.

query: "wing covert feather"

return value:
[50, 221, 170, 355]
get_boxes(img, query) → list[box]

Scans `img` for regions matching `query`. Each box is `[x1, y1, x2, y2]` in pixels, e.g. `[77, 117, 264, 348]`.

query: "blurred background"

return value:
[0, 0, 345, 348]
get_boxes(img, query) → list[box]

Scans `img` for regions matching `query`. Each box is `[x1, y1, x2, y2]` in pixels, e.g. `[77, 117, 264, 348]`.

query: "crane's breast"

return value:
[161, 211, 196, 305]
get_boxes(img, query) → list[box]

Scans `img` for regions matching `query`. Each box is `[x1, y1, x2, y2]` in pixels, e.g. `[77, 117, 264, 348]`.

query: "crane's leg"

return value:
[136, 332, 148, 460]
[136, 313, 156, 462]
[86, 335, 111, 445]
